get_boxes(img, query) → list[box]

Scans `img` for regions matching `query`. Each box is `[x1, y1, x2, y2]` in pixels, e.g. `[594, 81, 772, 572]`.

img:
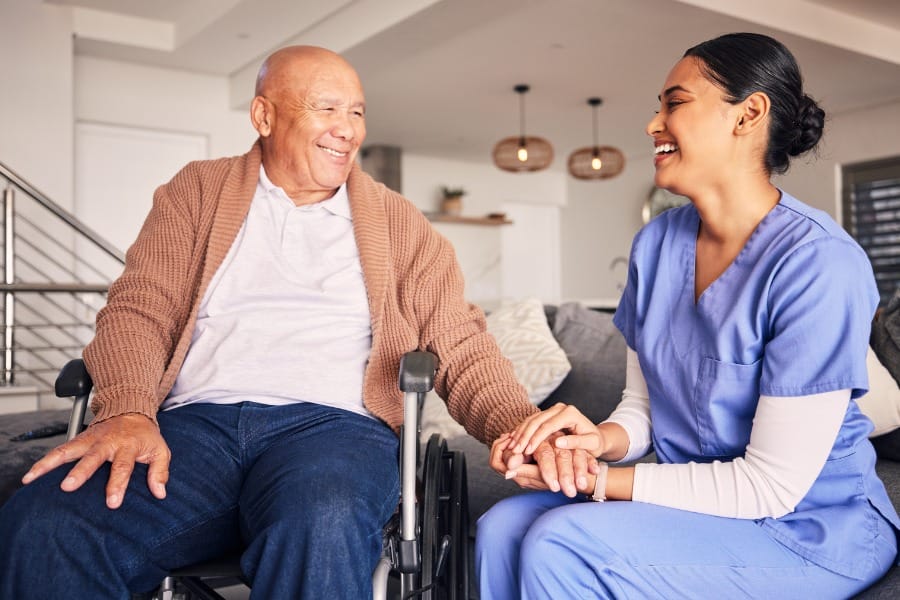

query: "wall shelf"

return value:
[424, 212, 512, 226]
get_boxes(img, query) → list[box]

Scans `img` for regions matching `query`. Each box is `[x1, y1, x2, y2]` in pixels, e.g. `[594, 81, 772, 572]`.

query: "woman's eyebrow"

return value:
[658, 85, 689, 101]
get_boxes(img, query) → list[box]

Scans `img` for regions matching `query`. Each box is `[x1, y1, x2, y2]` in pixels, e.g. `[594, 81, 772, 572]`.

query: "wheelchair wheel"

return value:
[419, 434, 469, 600]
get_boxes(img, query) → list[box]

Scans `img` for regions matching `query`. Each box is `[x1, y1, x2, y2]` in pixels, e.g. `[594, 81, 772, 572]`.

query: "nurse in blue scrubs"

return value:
[477, 32, 900, 599]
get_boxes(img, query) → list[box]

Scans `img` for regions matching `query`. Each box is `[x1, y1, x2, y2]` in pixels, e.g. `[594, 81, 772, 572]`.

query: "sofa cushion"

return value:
[485, 298, 572, 405]
[0, 409, 70, 507]
[539, 302, 626, 424]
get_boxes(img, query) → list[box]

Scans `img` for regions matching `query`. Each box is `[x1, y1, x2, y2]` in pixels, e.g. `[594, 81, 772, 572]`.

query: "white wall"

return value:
[73, 56, 257, 247]
[75, 56, 255, 160]
[0, 3, 74, 207]
[559, 156, 654, 303]
[777, 99, 900, 221]
[401, 153, 567, 308]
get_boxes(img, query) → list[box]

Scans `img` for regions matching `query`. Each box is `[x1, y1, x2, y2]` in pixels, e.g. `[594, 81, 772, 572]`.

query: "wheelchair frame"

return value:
[54, 351, 469, 600]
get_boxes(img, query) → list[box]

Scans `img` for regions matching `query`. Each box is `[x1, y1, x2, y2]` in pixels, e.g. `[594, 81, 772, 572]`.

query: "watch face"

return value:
[642, 187, 689, 223]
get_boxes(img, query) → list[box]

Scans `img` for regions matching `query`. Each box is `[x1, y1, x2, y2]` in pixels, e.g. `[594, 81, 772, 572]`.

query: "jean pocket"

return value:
[693, 356, 762, 457]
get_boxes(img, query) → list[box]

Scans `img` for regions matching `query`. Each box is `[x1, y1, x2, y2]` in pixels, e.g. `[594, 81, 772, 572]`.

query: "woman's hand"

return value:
[510, 403, 608, 458]
[490, 431, 598, 498]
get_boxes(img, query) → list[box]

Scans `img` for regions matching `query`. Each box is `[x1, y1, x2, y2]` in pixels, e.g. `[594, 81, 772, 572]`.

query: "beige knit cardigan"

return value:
[83, 141, 537, 445]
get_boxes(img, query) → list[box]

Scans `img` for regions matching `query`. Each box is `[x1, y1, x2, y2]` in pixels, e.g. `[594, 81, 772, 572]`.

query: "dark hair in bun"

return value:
[684, 32, 825, 175]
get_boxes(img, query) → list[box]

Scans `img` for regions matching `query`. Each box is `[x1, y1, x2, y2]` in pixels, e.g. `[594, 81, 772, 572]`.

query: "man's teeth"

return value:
[321, 146, 347, 157]
[655, 143, 678, 155]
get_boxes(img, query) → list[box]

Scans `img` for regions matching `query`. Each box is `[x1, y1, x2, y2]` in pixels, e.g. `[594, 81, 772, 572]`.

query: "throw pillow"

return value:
[485, 298, 572, 405]
[540, 302, 626, 424]
[860, 345, 900, 462]
[420, 391, 467, 441]
[859, 346, 900, 438]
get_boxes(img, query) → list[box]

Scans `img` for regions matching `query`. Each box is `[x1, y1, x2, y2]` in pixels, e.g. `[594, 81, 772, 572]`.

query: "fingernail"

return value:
[550, 480, 560, 492]
[504, 470, 517, 480]
[107, 494, 119, 508]
[62, 476, 76, 489]
[577, 476, 587, 489]
[556, 438, 568, 448]
[21, 472, 34, 484]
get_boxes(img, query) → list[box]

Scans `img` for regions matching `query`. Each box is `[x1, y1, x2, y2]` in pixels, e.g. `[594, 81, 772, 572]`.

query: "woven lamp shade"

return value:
[567, 97, 625, 180]
[493, 136, 554, 172]
[567, 145, 625, 180]
[493, 84, 554, 173]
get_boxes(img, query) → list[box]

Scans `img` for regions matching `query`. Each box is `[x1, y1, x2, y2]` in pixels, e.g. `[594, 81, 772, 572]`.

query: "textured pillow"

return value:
[861, 345, 900, 462]
[539, 302, 626, 424]
[420, 391, 467, 441]
[485, 298, 572, 405]
[859, 347, 900, 438]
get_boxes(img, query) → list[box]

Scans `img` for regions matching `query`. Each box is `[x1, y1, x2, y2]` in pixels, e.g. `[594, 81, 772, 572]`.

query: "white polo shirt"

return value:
[163, 166, 373, 416]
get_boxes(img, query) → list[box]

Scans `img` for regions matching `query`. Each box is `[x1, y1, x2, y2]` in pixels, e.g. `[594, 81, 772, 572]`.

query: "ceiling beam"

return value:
[227, 0, 443, 109]
[72, 7, 174, 52]
[674, 0, 900, 66]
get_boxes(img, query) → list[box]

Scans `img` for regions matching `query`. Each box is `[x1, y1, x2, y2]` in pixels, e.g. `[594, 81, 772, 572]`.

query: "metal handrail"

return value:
[1, 159, 124, 395]
[0, 162, 124, 263]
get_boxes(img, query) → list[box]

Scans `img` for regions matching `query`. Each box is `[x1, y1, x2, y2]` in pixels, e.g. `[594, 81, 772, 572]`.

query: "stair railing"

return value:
[0, 160, 124, 400]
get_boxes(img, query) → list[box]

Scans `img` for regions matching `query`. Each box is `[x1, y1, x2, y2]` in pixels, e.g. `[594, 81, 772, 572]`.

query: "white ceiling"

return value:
[46, 0, 900, 169]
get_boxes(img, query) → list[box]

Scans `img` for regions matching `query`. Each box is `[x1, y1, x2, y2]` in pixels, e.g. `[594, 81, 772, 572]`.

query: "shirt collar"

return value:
[258, 165, 352, 220]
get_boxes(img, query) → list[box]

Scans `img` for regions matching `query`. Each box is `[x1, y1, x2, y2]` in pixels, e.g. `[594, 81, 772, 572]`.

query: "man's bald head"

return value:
[255, 45, 358, 98]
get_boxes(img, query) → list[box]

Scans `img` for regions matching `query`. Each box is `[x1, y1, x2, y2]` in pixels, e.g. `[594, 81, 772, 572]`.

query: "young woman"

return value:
[477, 33, 900, 599]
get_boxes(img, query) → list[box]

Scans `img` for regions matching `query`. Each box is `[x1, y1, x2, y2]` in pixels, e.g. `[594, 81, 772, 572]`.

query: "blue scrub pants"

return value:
[0, 402, 400, 600]
[477, 491, 897, 599]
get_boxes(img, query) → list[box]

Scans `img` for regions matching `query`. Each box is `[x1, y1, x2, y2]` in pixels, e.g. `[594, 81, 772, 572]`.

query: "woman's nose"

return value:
[646, 111, 664, 137]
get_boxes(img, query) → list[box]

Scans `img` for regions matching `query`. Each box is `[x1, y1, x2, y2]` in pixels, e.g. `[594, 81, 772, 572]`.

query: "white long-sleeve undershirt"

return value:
[604, 347, 849, 519]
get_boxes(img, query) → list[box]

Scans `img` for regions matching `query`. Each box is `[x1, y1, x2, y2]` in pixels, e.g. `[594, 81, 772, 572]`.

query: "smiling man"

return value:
[0, 45, 538, 599]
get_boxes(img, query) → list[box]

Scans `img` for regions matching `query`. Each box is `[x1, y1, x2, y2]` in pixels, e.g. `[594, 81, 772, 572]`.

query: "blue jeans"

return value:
[0, 402, 400, 600]
[477, 491, 898, 599]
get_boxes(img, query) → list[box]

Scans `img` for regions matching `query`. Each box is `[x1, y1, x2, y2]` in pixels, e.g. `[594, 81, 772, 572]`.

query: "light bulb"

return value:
[517, 146, 528, 162]
[591, 156, 602, 170]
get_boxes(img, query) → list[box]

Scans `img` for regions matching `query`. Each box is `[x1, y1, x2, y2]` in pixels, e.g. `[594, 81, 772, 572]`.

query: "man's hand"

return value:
[490, 432, 597, 498]
[22, 414, 171, 509]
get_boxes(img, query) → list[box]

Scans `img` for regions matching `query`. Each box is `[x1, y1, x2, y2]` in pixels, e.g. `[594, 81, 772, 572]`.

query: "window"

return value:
[842, 156, 900, 307]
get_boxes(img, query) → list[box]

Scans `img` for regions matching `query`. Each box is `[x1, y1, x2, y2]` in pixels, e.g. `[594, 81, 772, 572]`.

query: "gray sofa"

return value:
[1, 302, 898, 598]
[448, 303, 900, 599]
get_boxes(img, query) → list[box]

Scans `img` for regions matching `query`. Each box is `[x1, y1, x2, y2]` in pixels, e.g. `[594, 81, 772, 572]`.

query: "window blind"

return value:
[842, 156, 900, 308]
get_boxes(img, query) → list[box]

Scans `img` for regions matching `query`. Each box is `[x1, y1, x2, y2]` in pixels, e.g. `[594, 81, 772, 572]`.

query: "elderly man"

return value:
[0, 46, 538, 599]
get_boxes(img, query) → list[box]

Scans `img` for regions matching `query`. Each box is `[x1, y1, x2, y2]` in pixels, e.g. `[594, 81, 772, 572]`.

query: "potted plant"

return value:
[440, 186, 466, 216]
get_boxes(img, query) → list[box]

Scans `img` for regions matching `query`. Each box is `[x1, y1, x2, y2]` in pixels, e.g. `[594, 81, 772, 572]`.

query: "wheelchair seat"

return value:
[54, 351, 469, 600]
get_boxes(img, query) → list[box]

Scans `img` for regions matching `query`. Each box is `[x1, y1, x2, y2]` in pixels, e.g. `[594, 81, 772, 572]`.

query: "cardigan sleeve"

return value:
[82, 164, 201, 424]
[404, 214, 537, 444]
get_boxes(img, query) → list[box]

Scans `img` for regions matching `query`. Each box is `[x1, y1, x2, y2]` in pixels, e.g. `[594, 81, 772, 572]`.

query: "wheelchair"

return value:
[54, 351, 469, 600]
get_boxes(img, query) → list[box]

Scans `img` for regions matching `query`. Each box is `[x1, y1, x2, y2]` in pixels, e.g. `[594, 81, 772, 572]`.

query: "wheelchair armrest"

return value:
[55, 359, 93, 441]
[55, 358, 93, 398]
[398, 351, 436, 393]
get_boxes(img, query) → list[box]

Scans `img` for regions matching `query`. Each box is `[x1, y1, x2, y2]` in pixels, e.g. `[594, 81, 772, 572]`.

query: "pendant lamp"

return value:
[492, 84, 554, 172]
[567, 97, 625, 180]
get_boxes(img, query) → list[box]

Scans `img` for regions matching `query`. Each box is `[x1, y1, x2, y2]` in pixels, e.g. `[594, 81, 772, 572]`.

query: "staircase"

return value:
[0, 161, 124, 413]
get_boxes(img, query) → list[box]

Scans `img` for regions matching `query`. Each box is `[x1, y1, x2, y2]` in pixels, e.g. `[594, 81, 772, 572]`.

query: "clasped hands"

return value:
[491, 403, 606, 498]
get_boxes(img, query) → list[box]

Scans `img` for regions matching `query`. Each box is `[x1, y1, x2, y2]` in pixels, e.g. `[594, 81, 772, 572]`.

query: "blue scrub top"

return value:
[614, 190, 900, 578]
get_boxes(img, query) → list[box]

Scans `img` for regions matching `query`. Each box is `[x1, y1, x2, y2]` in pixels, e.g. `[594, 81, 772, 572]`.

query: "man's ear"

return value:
[250, 96, 272, 137]
[735, 91, 770, 136]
